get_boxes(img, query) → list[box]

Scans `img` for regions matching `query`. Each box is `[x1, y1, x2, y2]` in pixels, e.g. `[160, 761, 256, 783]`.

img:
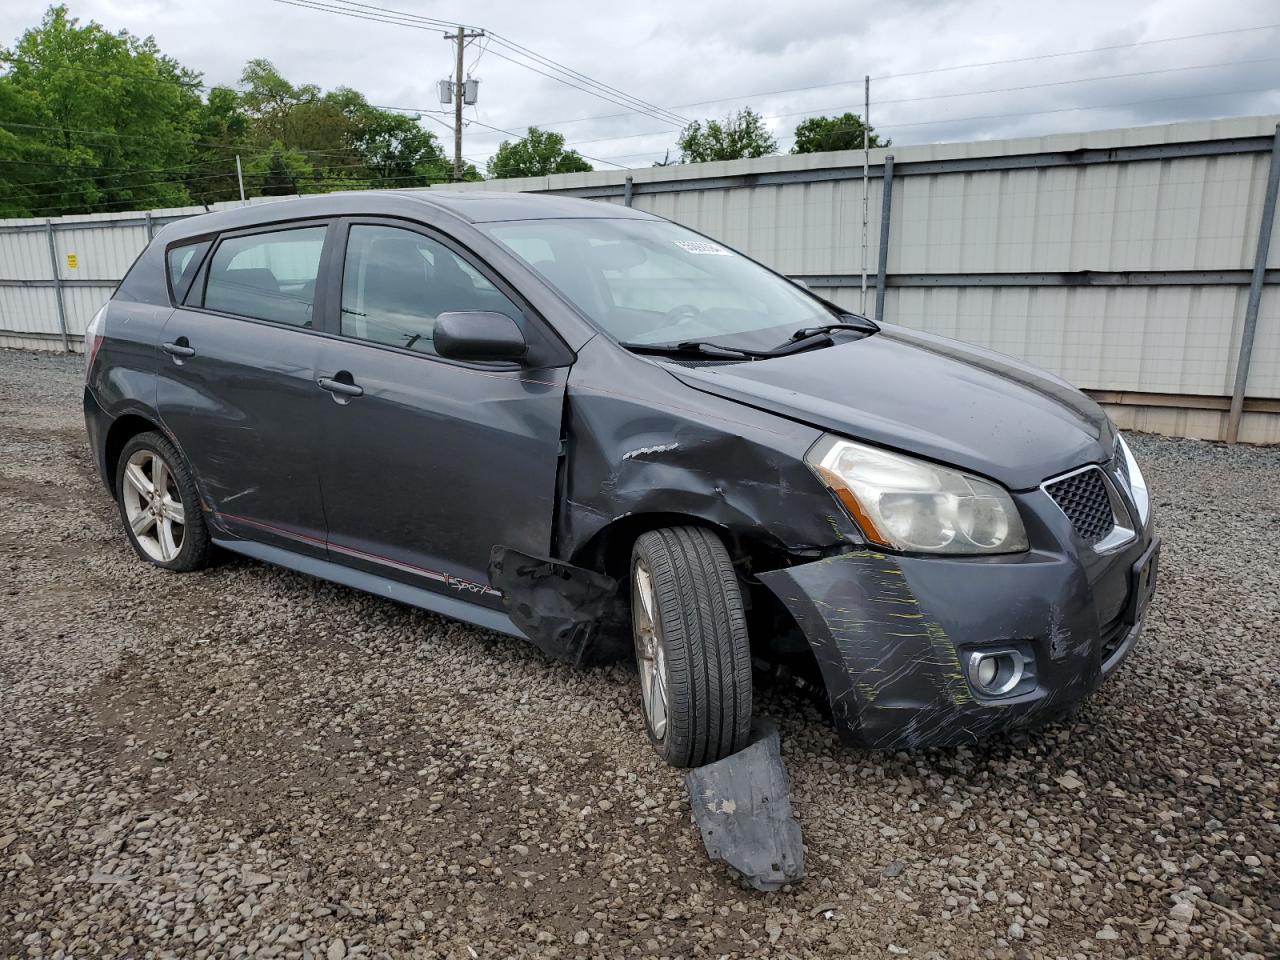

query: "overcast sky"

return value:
[4, 0, 1279, 169]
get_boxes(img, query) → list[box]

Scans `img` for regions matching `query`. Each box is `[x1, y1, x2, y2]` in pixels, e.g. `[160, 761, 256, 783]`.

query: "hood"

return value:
[669, 324, 1115, 491]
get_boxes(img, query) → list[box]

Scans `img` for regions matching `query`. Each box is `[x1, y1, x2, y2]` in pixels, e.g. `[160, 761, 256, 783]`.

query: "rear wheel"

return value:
[631, 526, 752, 767]
[115, 431, 212, 572]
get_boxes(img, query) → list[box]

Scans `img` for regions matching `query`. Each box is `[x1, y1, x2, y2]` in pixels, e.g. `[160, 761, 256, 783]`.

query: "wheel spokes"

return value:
[124, 462, 152, 498]
[160, 496, 184, 524]
[130, 510, 156, 537]
[151, 457, 169, 498]
[157, 518, 179, 561]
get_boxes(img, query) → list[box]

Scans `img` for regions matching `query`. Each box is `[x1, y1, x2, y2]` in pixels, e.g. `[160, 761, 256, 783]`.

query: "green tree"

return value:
[676, 108, 777, 163]
[0, 4, 202, 216]
[185, 85, 252, 206]
[791, 112, 889, 154]
[487, 127, 592, 179]
[245, 143, 312, 195]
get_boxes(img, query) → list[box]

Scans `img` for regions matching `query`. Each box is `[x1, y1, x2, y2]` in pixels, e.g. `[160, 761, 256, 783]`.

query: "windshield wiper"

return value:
[787, 317, 878, 342]
[622, 339, 767, 360]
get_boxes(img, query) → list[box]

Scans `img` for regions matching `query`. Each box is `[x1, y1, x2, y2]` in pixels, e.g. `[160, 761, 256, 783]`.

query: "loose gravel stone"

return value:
[1, 349, 1277, 958]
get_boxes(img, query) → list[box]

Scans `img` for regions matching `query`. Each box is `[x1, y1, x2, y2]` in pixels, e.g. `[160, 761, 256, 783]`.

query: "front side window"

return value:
[339, 224, 521, 355]
[482, 218, 837, 350]
[202, 225, 326, 327]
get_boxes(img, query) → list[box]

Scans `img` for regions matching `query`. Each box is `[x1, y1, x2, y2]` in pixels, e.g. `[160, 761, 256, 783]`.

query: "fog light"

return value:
[966, 649, 1024, 697]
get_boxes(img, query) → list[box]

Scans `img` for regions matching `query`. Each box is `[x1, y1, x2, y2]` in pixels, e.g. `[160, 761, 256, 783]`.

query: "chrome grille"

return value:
[1044, 467, 1115, 545]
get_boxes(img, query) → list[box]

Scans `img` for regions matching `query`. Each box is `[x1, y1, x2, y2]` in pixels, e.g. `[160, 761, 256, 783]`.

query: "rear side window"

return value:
[166, 240, 211, 305]
[339, 224, 521, 355]
[202, 226, 327, 327]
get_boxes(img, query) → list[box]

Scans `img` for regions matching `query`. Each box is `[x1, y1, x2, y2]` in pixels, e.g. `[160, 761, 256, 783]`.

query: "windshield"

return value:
[481, 218, 837, 349]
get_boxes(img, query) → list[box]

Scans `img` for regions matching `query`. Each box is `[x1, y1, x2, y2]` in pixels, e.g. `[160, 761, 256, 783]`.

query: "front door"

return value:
[314, 221, 568, 606]
[156, 221, 332, 555]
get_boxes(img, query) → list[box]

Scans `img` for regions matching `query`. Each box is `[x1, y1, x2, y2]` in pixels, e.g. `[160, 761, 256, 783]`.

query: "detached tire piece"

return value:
[115, 430, 213, 572]
[632, 526, 752, 767]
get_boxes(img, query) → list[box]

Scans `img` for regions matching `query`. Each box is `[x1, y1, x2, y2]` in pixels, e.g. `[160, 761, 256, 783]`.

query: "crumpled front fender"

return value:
[757, 548, 1106, 750]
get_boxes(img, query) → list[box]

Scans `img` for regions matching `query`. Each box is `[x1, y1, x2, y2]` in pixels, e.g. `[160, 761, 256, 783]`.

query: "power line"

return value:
[282, 0, 689, 125]
[0, 120, 378, 165]
[10, 169, 456, 216]
[486, 21, 1280, 133]
[266, 0, 688, 129]
[556, 55, 1280, 151]
[484, 34, 688, 126]
[591, 83, 1280, 163]
[872, 23, 1280, 82]
[872, 84, 1280, 132]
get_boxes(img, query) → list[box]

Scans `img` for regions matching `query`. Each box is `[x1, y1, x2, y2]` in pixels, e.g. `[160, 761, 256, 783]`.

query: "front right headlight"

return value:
[806, 435, 1028, 555]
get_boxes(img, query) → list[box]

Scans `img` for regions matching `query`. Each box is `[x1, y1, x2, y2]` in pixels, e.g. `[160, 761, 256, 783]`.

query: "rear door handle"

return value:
[162, 339, 196, 358]
[317, 376, 364, 398]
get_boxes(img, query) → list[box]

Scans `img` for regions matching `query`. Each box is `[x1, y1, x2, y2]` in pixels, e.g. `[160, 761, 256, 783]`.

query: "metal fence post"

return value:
[44, 219, 70, 353]
[1226, 122, 1280, 443]
[144, 211, 155, 241]
[623, 175, 634, 207]
[874, 154, 895, 323]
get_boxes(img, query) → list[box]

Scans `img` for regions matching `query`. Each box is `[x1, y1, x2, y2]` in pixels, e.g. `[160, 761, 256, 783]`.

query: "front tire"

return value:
[114, 431, 212, 572]
[631, 527, 752, 767]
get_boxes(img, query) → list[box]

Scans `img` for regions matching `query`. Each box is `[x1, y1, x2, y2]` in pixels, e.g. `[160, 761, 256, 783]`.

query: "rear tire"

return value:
[114, 431, 212, 572]
[631, 526, 752, 767]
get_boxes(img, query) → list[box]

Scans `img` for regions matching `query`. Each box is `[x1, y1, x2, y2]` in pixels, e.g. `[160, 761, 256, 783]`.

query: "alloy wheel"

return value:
[632, 559, 669, 740]
[121, 448, 186, 563]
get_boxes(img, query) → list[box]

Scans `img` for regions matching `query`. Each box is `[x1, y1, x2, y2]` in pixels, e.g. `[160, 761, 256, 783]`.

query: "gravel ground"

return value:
[1, 349, 1277, 960]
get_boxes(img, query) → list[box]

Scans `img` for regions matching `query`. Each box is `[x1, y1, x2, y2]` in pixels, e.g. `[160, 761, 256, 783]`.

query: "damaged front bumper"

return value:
[758, 518, 1159, 751]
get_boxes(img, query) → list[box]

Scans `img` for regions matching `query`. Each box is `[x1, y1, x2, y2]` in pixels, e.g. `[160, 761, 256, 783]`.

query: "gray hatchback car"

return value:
[84, 191, 1159, 767]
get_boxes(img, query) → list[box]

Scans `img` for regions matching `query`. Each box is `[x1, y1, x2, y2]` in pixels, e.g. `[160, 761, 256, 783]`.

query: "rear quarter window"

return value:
[166, 240, 212, 305]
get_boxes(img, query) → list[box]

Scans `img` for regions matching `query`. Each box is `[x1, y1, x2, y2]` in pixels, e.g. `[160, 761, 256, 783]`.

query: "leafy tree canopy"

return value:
[0, 5, 459, 216]
[677, 108, 778, 163]
[791, 112, 889, 154]
[487, 127, 592, 179]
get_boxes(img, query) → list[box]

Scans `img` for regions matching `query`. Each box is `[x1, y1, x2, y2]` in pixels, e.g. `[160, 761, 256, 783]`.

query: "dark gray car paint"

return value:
[671, 323, 1116, 492]
[87, 190, 1156, 752]
[158, 300, 332, 556]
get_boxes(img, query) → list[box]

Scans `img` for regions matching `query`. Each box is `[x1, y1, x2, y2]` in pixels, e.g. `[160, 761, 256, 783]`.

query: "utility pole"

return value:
[860, 75, 870, 314]
[235, 154, 246, 206]
[444, 28, 484, 180]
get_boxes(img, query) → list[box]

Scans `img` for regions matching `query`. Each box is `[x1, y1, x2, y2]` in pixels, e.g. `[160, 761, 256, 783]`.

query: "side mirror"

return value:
[789, 276, 810, 290]
[434, 311, 528, 362]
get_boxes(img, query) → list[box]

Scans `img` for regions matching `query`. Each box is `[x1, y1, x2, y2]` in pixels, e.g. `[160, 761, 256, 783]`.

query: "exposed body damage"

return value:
[486, 335, 861, 663]
[555, 336, 862, 564]
[488, 546, 623, 666]
[684, 721, 804, 892]
[758, 519, 1159, 750]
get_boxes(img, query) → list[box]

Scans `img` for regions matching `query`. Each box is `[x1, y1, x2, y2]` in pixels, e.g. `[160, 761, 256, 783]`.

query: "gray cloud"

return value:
[3, 0, 1277, 170]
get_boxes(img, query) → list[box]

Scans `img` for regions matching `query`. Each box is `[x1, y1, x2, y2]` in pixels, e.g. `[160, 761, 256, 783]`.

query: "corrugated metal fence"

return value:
[2, 116, 1278, 442]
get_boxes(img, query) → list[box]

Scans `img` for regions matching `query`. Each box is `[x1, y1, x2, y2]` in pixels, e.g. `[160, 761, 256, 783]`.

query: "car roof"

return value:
[157, 189, 657, 243]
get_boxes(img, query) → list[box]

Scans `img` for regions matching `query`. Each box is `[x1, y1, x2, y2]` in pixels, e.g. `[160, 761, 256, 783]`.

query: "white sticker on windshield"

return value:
[673, 239, 732, 256]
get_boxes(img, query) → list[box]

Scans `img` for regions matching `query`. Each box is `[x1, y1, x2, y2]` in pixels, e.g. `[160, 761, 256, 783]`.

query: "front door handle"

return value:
[317, 375, 364, 398]
[161, 338, 196, 359]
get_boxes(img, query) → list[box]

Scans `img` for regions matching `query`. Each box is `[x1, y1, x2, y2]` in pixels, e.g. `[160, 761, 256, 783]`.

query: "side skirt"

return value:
[212, 536, 525, 640]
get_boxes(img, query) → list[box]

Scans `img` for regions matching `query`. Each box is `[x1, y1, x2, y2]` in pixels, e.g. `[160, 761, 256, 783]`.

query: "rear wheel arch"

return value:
[104, 414, 164, 496]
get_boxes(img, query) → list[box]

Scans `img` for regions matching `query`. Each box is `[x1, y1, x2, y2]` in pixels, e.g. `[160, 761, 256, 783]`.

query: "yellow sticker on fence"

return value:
[65, 253, 78, 270]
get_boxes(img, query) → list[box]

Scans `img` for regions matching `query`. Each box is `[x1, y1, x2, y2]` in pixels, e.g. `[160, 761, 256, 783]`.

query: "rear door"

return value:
[312, 219, 570, 605]
[156, 220, 333, 555]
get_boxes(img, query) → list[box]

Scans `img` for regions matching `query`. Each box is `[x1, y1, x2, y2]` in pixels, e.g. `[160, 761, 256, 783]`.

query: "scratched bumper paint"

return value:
[757, 534, 1154, 750]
